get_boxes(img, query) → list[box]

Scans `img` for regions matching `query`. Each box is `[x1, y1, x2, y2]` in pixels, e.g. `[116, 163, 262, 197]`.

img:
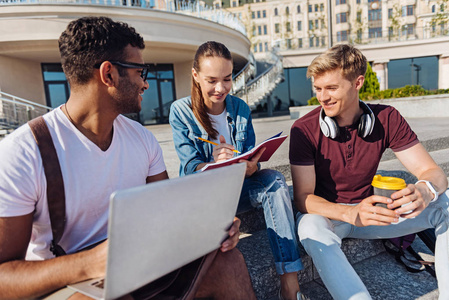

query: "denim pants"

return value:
[297, 189, 449, 300]
[238, 169, 303, 275]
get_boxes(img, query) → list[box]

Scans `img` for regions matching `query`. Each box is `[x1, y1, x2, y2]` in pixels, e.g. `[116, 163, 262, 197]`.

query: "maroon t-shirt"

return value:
[289, 104, 419, 204]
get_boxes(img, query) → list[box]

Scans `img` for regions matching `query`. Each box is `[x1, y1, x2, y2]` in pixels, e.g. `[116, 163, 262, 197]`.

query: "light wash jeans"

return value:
[297, 189, 449, 300]
[238, 169, 303, 275]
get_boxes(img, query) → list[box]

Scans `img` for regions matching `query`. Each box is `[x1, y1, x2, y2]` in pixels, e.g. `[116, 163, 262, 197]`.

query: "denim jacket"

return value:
[169, 95, 256, 176]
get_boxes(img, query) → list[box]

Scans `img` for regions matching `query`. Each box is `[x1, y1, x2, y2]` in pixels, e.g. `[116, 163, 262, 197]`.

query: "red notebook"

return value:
[200, 132, 287, 171]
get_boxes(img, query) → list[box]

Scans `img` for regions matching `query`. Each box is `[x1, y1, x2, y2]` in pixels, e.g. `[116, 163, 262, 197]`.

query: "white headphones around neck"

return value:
[319, 100, 375, 139]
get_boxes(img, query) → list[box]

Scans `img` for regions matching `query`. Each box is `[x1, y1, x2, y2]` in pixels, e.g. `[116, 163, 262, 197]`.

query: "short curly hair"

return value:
[58, 16, 145, 85]
[307, 44, 367, 81]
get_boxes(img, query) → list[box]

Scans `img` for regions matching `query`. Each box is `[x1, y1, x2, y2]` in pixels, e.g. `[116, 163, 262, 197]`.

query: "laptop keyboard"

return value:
[90, 279, 105, 289]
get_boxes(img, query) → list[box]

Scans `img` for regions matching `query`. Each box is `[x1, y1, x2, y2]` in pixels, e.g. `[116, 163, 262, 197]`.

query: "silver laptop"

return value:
[67, 163, 246, 300]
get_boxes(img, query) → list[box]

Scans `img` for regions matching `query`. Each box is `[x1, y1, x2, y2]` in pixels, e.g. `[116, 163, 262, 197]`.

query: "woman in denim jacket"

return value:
[169, 41, 305, 300]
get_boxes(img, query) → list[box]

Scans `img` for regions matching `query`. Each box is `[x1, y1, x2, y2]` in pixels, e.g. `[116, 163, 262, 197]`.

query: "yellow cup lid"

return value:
[371, 174, 406, 190]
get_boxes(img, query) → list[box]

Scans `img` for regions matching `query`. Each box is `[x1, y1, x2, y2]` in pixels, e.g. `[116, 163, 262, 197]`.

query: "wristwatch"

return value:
[415, 180, 438, 202]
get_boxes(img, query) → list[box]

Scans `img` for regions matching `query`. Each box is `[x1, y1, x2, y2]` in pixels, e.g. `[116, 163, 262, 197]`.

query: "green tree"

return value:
[360, 63, 379, 96]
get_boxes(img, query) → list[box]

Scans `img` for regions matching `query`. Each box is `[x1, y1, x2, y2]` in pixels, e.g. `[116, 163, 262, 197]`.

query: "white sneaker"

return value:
[278, 289, 307, 300]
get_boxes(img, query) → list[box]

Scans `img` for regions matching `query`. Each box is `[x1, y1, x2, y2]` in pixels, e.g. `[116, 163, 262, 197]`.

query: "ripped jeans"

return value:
[238, 169, 303, 274]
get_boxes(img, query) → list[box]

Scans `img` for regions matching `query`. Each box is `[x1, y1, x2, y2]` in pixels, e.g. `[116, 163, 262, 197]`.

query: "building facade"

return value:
[217, 0, 449, 108]
[0, 1, 250, 124]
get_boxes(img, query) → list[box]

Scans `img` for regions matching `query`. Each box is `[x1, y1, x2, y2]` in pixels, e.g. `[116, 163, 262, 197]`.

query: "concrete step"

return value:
[379, 147, 449, 176]
[295, 237, 438, 300]
[237, 230, 387, 300]
[238, 229, 438, 300]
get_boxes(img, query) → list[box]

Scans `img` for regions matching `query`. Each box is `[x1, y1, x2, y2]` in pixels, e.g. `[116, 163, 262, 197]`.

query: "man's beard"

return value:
[114, 75, 142, 114]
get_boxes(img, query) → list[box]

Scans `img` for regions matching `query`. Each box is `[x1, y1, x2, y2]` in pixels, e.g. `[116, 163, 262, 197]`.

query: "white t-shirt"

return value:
[208, 108, 231, 145]
[0, 106, 166, 260]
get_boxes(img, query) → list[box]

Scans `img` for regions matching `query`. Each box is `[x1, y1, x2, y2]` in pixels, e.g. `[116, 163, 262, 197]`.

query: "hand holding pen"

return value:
[196, 135, 240, 163]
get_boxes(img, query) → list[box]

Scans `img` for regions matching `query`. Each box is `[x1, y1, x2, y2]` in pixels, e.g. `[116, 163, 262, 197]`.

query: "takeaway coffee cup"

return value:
[371, 174, 407, 209]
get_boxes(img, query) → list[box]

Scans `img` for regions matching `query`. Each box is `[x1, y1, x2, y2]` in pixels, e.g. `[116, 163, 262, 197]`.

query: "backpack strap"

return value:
[28, 116, 67, 257]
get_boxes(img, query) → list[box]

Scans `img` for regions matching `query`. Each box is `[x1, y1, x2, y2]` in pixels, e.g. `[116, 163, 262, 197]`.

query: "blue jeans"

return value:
[297, 189, 449, 300]
[238, 169, 303, 275]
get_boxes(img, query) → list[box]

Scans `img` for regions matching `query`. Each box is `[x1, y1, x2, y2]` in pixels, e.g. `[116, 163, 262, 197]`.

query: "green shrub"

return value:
[308, 97, 319, 105]
[307, 85, 449, 105]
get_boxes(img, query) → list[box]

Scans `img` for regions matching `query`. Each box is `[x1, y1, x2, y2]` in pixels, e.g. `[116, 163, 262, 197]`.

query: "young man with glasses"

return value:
[0, 16, 255, 299]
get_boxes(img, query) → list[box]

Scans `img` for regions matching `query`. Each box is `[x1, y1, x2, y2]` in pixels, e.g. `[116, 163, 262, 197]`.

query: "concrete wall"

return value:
[289, 94, 449, 119]
[0, 55, 46, 105]
[173, 61, 193, 100]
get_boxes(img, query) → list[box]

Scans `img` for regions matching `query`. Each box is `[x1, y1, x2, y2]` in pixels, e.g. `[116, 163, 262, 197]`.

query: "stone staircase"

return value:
[235, 117, 449, 300]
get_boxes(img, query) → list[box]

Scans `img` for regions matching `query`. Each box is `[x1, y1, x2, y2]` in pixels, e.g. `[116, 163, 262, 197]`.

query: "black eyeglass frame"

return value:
[94, 61, 150, 81]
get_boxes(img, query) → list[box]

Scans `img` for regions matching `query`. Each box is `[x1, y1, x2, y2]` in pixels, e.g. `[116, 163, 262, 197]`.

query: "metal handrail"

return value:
[233, 49, 284, 109]
[0, 91, 52, 131]
[232, 53, 256, 95]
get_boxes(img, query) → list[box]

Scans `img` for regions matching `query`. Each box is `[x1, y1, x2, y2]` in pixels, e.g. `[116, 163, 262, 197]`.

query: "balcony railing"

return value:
[0, 92, 51, 132]
[0, 0, 246, 36]
[233, 49, 284, 110]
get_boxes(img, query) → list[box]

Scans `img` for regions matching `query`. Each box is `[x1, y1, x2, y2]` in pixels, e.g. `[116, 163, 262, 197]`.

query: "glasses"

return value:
[94, 61, 150, 81]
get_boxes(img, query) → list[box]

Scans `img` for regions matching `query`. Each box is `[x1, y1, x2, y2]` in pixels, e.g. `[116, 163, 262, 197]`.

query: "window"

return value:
[232, 1, 237, 7]
[263, 25, 267, 35]
[336, 0, 346, 5]
[368, 9, 382, 21]
[251, 12, 255, 19]
[254, 45, 257, 53]
[258, 25, 262, 35]
[402, 5, 414, 16]
[298, 38, 303, 48]
[286, 22, 291, 32]
[337, 30, 348, 41]
[336, 12, 347, 23]
[42, 64, 69, 108]
[263, 10, 266, 18]
[259, 43, 263, 52]
[264, 42, 268, 52]
[320, 4, 324, 11]
[369, 27, 382, 38]
[315, 4, 319, 12]
[274, 8, 278, 16]
[297, 20, 302, 31]
[388, 8, 393, 19]
[315, 37, 320, 46]
[252, 26, 256, 36]
[308, 4, 312, 12]
[315, 19, 319, 28]
[321, 37, 325, 46]
[275, 23, 280, 33]
[287, 39, 292, 49]
[309, 37, 314, 47]
[388, 27, 394, 37]
[297, 5, 301, 13]
[402, 24, 415, 35]
[432, 5, 435, 13]
[357, 28, 363, 40]
[357, 11, 362, 22]
[309, 20, 314, 30]
[286, 6, 290, 15]
[356, 0, 360, 4]
[257, 11, 261, 18]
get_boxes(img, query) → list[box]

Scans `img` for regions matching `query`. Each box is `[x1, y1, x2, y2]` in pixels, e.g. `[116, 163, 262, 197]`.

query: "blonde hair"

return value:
[307, 44, 367, 81]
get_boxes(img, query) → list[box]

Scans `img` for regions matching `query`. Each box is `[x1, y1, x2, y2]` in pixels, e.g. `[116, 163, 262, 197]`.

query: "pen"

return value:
[196, 137, 240, 154]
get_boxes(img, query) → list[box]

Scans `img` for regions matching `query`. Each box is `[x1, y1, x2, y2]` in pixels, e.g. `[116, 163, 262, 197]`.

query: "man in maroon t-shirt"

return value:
[289, 44, 449, 299]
